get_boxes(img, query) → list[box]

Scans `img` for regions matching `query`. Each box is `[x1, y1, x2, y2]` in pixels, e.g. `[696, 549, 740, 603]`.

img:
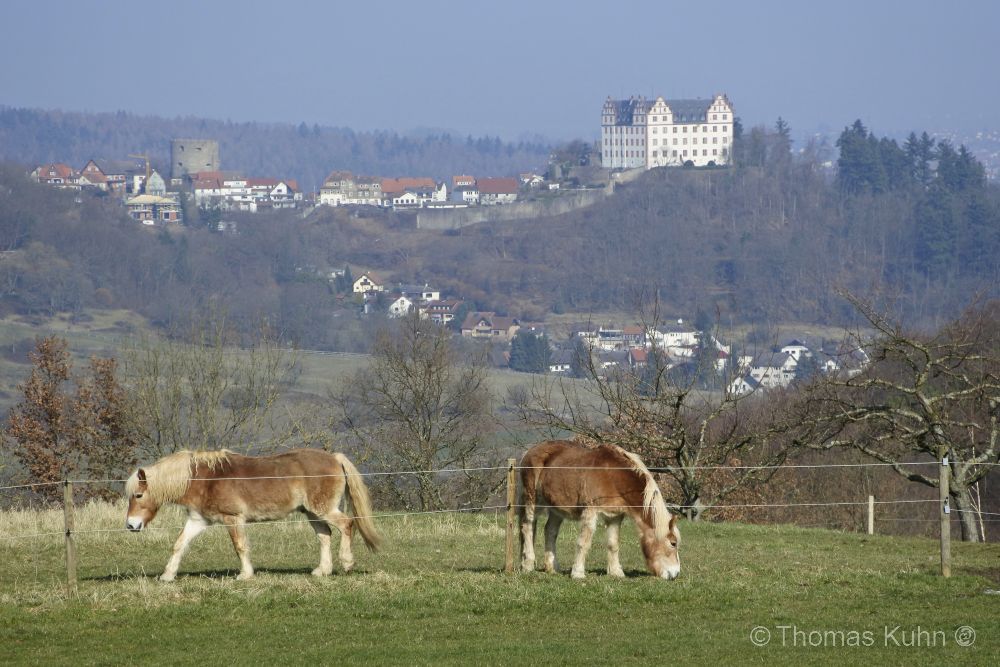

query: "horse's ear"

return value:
[668, 513, 679, 534]
[137, 468, 147, 487]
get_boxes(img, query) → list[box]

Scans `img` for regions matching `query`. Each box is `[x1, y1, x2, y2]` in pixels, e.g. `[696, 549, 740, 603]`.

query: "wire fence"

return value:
[0, 458, 994, 588]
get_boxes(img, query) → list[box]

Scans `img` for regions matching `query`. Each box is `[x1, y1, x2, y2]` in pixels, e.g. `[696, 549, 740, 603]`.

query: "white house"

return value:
[780, 340, 812, 361]
[353, 273, 383, 294]
[388, 295, 414, 318]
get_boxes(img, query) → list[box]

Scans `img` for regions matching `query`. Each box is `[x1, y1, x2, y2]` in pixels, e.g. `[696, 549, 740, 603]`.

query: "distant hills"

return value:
[0, 106, 552, 189]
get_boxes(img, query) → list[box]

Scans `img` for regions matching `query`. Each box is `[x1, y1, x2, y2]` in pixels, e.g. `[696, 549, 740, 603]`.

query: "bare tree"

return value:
[120, 315, 300, 459]
[333, 314, 495, 511]
[799, 292, 1000, 542]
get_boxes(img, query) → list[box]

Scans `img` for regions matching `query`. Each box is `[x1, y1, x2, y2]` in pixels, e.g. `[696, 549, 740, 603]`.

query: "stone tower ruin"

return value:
[171, 139, 220, 179]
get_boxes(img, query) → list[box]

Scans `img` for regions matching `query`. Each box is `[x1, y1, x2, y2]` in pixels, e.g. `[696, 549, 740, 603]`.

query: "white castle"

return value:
[601, 94, 734, 169]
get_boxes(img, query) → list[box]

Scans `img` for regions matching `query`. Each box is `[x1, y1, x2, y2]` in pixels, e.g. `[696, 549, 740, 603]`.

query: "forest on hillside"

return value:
[0, 119, 997, 351]
[0, 106, 551, 188]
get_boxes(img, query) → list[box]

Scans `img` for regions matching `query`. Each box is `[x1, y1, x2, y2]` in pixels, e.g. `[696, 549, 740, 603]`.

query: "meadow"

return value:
[1, 500, 997, 666]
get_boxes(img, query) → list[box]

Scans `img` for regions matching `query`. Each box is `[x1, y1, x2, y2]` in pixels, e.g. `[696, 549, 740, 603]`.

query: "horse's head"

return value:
[641, 513, 681, 580]
[125, 469, 160, 531]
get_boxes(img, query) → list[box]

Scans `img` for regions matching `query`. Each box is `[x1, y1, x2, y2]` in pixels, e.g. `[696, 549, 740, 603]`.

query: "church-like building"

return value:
[601, 94, 734, 170]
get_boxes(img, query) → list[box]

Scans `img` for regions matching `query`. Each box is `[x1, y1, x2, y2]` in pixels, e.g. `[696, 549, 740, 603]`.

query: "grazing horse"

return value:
[519, 440, 680, 580]
[125, 449, 381, 581]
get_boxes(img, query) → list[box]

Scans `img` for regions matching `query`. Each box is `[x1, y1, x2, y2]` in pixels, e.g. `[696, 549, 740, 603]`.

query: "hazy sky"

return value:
[2, 0, 997, 141]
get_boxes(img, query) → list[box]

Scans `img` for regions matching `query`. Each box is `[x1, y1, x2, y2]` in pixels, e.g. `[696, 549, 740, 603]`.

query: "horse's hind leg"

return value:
[543, 512, 563, 574]
[605, 516, 626, 578]
[570, 509, 598, 580]
[519, 503, 538, 572]
[306, 513, 334, 576]
[321, 509, 355, 573]
[160, 512, 208, 582]
[223, 515, 254, 580]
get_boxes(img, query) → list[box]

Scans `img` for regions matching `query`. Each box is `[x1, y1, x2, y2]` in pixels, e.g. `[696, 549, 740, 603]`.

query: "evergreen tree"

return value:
[509, 331, 551, 374]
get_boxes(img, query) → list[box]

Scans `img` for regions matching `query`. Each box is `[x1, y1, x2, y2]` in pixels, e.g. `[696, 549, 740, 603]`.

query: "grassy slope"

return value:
[0, 502, 997, 666]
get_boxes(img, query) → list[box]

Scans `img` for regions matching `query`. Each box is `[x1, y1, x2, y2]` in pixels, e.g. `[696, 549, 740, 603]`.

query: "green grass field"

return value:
[1, 502, 997, 665]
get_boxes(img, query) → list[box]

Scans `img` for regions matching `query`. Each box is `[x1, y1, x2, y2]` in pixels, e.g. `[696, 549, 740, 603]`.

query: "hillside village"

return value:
[350, 271, 868, 392]
[24, 92, 872, 392]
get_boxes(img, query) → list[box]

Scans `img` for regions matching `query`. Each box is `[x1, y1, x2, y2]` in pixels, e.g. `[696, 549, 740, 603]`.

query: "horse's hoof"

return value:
[158, 574, 176, 582]
[311, 568, 331, 577]
[236, 572, 254, 581]
[608, 569, 626, 578]
[571, 570, 586, 580]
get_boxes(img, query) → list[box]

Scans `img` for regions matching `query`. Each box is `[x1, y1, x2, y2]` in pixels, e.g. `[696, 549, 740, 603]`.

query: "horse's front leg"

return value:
[223, 515, 254, 580]
[605, 516, 626, 578]
[570, 509, 598, 580]
[160, 512, 208, 582]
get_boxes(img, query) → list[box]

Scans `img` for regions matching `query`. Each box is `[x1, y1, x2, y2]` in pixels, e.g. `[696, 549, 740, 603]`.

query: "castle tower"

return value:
[171, 139, 220, 179]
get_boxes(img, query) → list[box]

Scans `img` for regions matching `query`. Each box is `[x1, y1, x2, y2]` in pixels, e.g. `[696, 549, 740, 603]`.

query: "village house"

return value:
[460, 312, 521, 341]
[387, 295, 414, 318]
[476, 177, 519, 205]
[125, 194, 182, 224]
[420, 299, 465, 325]
[548, 349, 574, 374]
[352, 273, 384, 294]
[31, 163, 78, 188]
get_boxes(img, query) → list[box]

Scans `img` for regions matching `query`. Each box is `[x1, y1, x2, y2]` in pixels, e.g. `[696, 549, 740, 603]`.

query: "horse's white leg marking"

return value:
[325, 510, 354, 573]
[160, 512, 208, 582]
[520, 504, 537, 572]
[223, 516, 254, 580]
[605, 516, 625, 578]
[543, 512, 563, 574]
[571, 509, 598, 580]
[309, 517, 334, 576]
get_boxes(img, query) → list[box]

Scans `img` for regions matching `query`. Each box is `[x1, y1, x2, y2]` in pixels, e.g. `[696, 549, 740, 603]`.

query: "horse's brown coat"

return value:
[519, 440, 680, 579]
[125, 449, 380, 581]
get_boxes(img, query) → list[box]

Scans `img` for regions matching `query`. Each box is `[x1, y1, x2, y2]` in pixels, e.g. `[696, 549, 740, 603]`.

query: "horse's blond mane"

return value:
[613, 446, 672, 541]
[126, 450, 231, 505]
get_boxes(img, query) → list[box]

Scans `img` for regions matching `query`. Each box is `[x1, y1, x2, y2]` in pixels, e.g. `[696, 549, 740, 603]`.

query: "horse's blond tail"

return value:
[620, 449, 671, 541]
[335, 454, 382, 552]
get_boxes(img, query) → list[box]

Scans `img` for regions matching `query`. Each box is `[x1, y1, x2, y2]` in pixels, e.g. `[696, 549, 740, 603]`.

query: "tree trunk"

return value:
[950, 483, 982, 543]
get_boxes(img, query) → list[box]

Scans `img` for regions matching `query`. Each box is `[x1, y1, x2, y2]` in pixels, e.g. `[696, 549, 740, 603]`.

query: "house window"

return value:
[713, 114, 717, 120]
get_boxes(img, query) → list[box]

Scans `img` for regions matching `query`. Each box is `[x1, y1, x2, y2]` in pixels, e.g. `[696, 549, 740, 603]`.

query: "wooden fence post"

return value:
[867, 495, 874, 535]
[939, 456, 951, 578]
[505, 458, 517, 574]
[63, 480, 78, 595]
